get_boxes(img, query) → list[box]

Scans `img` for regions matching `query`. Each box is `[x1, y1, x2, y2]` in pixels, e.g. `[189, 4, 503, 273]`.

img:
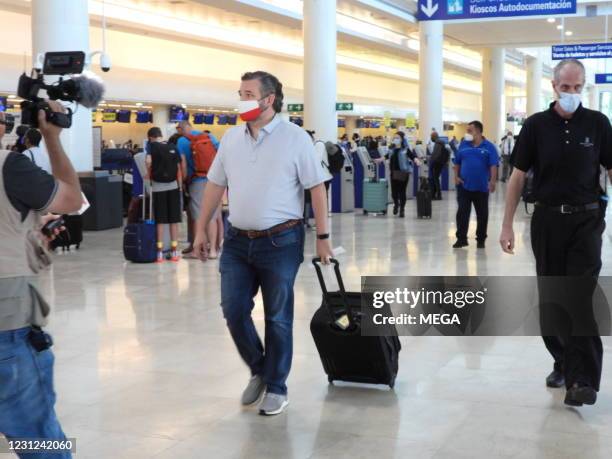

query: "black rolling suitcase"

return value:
[51, 215, 83, 251]
[310, 258, 401, 388]
[416, 177, 432, 219]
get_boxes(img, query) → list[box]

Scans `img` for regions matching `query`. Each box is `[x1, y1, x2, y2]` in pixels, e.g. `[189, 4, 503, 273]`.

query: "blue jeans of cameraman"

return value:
[219, 224, 305, 396]
[0, 327, 71, 459]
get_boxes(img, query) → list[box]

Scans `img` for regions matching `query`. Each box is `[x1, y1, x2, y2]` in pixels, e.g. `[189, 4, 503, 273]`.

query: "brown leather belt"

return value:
[234, 219, 302, 239]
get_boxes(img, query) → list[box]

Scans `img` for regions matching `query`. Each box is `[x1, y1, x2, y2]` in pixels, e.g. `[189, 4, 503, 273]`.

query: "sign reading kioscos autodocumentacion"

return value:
[552, 43, 612, 60]
[418, 0, 576, 21]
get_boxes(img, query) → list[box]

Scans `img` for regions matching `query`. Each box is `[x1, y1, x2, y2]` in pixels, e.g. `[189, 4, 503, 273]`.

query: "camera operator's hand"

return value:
[39, 214, 66, 246]
[38, 100, 67, 139]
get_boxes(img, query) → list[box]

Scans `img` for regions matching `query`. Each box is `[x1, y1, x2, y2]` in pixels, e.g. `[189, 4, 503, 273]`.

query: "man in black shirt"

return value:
[500, 59, 612, 407]
[0, 103, 83, 457]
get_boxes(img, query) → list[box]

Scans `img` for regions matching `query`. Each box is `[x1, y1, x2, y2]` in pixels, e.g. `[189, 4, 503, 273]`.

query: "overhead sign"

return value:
[595, 73, 612, 84]
[287, 104, 303, 112]
[336, 102, 354, 111]
[405, 113, 417, 129]
[418, 0, 576, 21]
[552, 43, 612, 60]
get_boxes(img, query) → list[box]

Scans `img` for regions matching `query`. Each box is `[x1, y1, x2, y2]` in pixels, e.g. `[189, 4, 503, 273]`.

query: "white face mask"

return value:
[558, 92, 582, 114]
[464, 133, 474, 142]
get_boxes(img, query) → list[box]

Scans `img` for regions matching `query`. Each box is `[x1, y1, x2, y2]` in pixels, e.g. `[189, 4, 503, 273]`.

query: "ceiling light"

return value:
[136, 102, 143, 106]
[8, 95, 16, 98]
[556, 25, 563, 30]
[565, 30, 573, 36]
[547, 18, 555, 23]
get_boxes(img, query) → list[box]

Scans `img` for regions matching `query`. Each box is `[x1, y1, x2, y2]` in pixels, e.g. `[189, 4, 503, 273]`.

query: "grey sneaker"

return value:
[258, 393, 289, 416]
[241, 375, 265, 406]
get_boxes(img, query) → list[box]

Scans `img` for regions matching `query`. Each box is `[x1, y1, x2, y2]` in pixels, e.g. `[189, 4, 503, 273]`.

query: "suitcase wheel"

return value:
[382, 210, 387, 215]
[76, 244, 80, 250]
[328, 376, 334, 385]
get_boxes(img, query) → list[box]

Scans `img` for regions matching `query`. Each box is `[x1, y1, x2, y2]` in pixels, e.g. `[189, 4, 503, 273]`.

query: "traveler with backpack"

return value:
[176, 121, 219, 259]
[22, 129, 51, 174]
[387, 131, 419, 218]
[145, 127, 183, 263]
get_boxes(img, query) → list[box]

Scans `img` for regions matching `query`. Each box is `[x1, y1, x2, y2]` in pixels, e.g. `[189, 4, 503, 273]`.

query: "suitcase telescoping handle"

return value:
[312, 258, 355, 328]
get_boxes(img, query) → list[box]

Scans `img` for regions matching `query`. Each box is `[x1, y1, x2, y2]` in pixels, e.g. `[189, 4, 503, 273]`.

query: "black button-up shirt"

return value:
[513, 102, 612, 206]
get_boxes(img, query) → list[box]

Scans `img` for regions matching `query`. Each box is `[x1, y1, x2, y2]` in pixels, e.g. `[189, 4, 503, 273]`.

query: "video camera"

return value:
[17, 51, 105, 129]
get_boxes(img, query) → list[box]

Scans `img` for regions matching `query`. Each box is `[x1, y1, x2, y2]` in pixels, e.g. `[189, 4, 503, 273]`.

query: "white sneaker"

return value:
[258, 393, 289, 416]
[241, 375, 265, 406]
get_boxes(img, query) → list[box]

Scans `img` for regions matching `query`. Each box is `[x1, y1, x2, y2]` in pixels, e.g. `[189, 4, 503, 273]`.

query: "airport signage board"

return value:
[552, 43, 612, 60]
[595, 74, 612, 84]
[287, 103, 354, 112]
[336, 102, 354, 111]
[418, 0, 576, 21]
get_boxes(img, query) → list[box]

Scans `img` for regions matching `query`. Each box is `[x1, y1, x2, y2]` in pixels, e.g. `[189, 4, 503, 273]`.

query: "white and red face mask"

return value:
[238, 97, 272, 122]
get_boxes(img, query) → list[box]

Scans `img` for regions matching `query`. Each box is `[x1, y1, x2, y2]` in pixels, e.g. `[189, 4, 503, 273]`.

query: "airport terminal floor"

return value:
[40, 187, 612, 459]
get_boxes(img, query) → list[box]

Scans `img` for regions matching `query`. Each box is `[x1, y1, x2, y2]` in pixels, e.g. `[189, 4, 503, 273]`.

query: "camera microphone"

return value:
[70, 72, 105, 109]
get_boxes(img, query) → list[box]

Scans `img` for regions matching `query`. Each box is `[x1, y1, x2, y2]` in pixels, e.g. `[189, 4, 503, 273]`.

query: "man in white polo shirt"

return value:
[193, 71, 332, 416]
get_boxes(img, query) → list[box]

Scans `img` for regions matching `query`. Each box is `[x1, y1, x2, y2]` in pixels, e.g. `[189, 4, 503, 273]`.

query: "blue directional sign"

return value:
[552, 43, 612, 60]
[595, 74, 612, 84]
[418, 0, 576, 21]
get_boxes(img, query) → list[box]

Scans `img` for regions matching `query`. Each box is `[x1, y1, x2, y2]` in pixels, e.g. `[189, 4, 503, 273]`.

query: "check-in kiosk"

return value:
[330, 144, 355, 213]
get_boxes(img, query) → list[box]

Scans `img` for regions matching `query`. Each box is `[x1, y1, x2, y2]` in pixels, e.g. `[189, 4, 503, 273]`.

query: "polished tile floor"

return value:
[33, 186, 612, 458]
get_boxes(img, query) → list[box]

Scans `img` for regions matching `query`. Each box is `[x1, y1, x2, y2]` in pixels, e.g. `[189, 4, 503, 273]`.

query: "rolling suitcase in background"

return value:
[416, 177, 432, 219]
[363, 178, 388, 215]
[123, 186, 157, 263]
[51, 214, 83, 251]
[310, 258, 401, 388]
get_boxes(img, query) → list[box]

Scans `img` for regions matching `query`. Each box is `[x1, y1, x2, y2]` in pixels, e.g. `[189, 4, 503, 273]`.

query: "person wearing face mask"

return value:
[453, 121, 499, 249]
[428, 131, 449, 200]
[500, 59, 612, 407]
[192, 71, 333, 416]
[387, 131, 419, 217]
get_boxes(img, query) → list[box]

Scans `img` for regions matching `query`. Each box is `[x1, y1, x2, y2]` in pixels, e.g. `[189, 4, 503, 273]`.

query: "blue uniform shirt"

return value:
[453, 139, 499, 193]
[176, 131, 220, 182]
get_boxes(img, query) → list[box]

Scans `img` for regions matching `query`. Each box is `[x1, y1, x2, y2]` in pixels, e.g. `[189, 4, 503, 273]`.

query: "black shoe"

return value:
[477, 241, 485, 249]
[393, 205, 398, 216]
[564, 383, 597, 407]
[546, 370, 565, 388]
[453, 240, 468, 249]
[399, 209, 405, 218]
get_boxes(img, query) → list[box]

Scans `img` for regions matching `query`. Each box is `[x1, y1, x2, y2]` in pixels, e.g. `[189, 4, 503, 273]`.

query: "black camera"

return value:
[18, 51, 105, 129]
[0, 113, 15, 134]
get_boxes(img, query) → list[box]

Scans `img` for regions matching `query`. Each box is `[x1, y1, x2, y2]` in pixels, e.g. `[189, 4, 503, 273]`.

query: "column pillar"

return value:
[32, 0, 92, 172]
[526, 52, 543, 116]
[303, 0, 337, 143]
[482, 47, 506, 144]
[587, 84, 600, 111]
[418, 20, 444, 141]
[344, 116, 357, 141]
[152, 105, 172, 139]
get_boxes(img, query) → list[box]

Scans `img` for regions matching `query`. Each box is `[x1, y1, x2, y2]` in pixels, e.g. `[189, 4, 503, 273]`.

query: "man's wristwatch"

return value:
[317, 233, 330, 240]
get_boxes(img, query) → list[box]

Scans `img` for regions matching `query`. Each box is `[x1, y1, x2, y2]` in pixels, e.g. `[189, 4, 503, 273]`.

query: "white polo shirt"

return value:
[207, 115, 329, 230]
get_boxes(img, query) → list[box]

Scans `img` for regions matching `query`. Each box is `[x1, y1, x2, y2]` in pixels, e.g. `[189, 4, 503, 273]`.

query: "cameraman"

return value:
[0, 102, 82, 458]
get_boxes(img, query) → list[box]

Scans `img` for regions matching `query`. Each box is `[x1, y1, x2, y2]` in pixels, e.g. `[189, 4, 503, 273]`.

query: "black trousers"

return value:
[430, 162, 444, 199]
[455, 186, 489, 243]
[391, 178, 409, 209]
[531, 206, 605, 390]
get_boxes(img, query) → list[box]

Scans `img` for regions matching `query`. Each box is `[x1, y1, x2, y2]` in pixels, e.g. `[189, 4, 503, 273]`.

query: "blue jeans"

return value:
[0, 328, 71, 459]
[219, 225, 305, 395]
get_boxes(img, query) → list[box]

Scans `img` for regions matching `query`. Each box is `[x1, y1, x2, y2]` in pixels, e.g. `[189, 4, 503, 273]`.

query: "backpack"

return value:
[185, 133, 217, 178]
[326, 144, 345, 175]
[149, 142, 179, 183]
[430, 141, 449, 165]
